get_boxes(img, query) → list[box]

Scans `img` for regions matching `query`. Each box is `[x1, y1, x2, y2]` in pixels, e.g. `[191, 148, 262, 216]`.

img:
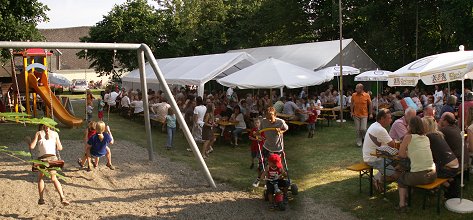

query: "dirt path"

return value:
[0, 140, 356, 219]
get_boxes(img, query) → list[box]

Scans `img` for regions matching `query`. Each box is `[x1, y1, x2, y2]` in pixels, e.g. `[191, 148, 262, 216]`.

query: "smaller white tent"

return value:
[122, 52, 257, 96]
[217, 58, 333, 89]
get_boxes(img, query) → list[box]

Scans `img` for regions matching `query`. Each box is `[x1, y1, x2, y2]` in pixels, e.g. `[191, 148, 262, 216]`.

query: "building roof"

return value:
[39, 26, 92, 70]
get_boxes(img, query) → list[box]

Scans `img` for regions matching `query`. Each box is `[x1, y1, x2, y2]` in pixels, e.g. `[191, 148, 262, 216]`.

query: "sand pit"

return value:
[0, 140, 355, 219]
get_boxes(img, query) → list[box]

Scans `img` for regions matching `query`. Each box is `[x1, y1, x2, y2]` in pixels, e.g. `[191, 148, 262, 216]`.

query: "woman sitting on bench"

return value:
[396, 116, 436, 212]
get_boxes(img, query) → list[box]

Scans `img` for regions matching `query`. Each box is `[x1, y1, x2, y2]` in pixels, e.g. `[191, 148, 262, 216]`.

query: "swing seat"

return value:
[32, 160, 65, 172]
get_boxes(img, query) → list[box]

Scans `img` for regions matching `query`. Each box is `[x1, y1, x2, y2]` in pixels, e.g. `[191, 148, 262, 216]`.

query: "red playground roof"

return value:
[14, 48, 52, 57]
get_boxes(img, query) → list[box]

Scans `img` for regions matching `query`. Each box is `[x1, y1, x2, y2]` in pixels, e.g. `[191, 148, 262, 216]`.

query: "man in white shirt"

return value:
[362, 109, 398, 184]
[108, 90, 119, 107]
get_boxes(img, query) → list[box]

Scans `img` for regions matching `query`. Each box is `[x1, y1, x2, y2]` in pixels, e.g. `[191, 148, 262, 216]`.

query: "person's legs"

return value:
[398, 186, 408, 207]
[50, 170, 69, 205]
[360, 117, 368, 145]
[106, 147, 112, 166]
[233, 128, 243, 145]
[354, 116, 362, 146]
[38, 172, 45, 202]
[170, 127, 176, 148]
[202, 140, 210, 158]
[166, 126, 173, 148]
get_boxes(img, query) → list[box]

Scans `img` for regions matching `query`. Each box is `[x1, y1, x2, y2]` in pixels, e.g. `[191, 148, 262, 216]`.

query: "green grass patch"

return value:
[2, 100, 473, 219]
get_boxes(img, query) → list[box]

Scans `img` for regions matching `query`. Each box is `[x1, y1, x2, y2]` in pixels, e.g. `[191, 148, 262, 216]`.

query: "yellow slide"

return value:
[28, 74, 83, 127]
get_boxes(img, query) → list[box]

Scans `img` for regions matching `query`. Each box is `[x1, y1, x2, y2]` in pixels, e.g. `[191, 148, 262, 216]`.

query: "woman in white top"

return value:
[29, 124, 69, 206]
[230, 106, 247, 146]
[130, 94, 144, 118]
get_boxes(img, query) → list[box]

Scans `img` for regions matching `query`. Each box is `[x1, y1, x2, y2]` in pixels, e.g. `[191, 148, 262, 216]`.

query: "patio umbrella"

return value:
[355, 69, 392, 112]
[48, 72, 71, 87]
[217, 58, 333, 90]
[314, 65, 360, 77]
[389, 46, 473, 213]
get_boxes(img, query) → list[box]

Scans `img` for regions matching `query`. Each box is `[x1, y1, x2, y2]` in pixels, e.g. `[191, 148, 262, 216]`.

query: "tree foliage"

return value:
[81, 0, 473, 76]
[0, 0, 49, 59]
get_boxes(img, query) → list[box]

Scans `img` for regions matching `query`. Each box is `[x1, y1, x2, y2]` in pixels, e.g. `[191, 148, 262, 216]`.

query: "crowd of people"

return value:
[27, 81, 473, 209]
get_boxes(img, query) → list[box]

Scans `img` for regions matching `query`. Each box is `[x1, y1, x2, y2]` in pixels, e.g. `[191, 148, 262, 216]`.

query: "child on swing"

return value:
[29, 124, 70, 206]
[77, 121, 97, 169]
[79, 121, 115, 171]
[249, 118, 265, 187]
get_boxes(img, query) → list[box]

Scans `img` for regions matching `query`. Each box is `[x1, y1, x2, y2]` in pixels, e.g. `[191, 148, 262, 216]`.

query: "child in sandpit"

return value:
[78, 121, 97, 169]
[80, 121, 115, 171]
[29, 124, 70, 206]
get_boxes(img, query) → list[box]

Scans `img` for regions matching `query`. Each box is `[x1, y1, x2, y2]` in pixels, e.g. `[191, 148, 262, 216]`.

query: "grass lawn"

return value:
[2, 100, 473, 219]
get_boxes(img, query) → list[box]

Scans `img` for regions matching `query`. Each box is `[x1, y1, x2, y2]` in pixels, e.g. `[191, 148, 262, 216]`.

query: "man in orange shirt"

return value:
[351, 84, 373, 147]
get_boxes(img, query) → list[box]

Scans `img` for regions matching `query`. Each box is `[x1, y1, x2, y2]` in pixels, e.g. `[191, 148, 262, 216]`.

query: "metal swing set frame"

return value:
[0, 41, 216, 188]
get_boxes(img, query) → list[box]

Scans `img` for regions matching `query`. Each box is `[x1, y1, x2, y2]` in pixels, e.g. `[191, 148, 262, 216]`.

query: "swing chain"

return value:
[44, 49, 54, 119]
[9, 49, 23, 114]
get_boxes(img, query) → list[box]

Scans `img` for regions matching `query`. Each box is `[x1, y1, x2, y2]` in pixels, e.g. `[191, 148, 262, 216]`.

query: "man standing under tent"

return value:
[351, 84, 373, 147]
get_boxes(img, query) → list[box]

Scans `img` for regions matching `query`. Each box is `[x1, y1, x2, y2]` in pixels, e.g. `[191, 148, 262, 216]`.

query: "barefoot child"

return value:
[80, 121, 115, 171]
[78, 121, 97, 169]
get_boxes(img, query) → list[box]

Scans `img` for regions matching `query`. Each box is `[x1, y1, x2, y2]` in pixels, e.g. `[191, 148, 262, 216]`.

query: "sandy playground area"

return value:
[0, 139, 355, 219]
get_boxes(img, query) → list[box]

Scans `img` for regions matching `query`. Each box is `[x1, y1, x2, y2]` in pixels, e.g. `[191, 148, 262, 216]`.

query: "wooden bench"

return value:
[408, 178, 449, 214]
[346, 162, 373, 196]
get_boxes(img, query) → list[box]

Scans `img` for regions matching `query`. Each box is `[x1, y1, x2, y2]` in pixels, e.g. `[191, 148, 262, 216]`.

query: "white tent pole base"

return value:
[445, 198, 473, 213]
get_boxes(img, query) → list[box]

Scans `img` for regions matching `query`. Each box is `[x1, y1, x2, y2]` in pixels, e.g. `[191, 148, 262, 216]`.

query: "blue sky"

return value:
[37, 0, 159, 29]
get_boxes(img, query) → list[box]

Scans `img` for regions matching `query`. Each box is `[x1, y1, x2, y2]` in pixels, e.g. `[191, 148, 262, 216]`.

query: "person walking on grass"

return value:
[201, 103, 217, 159]
[164, 108, 177, 150]
[29, 124, 70, 206]
[351, 83, 373, 147]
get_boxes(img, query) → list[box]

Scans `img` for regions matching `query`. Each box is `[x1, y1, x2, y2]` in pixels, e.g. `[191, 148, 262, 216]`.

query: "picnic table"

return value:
[320, 108, 339, 126]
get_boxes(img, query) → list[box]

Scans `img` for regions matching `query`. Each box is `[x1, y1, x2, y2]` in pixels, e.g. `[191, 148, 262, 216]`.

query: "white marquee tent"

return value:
[228, 39, 379, 72]
[122, 52, 257, 96]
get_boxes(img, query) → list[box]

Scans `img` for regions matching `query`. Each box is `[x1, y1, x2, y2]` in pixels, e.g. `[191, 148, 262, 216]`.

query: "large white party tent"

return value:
[122, 52, 257, 96]
[228, 38, 379, 71]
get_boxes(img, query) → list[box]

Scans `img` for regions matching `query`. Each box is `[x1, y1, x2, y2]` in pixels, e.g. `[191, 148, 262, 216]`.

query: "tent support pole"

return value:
[338, 0, 344, 126]
[142, 44, 216, 188]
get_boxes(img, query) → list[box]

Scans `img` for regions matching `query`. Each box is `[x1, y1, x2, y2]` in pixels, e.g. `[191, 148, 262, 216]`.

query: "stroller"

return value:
[256, 128, 298, 211]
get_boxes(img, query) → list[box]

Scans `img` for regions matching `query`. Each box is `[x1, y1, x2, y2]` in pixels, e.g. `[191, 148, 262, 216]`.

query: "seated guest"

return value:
[389, 107, 416, 141]
[439, 112, 469, 165]
[154, 98, 171, 123]
[410, 92, 423, 110]
[391, 95, 404, 112]
[397, 116, 436, 212]
[439, 112, 469, 198]
[440, 95, 457, 116]
[458, 92, 473, 128]
[273, 97, 285, 114]
[230, 106, 246, 146]
[421, 104, 435, 119]
[422, 117, 459, 178]
[362, 109, 398, 190]
[120, 92, 131, 116]
[283, 97, 303, 121]
[130, 95, 144, 117]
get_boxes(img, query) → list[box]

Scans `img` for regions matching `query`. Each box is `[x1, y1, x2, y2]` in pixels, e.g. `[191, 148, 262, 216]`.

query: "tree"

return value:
[0, 0, 49, 59]
[79, 0, 165, 76]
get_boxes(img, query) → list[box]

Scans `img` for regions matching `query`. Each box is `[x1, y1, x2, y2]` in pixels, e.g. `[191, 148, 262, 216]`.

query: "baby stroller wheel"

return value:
[263, 190, 269, 201]
[277, 202, 286, 211]
[291, 183, 298, 195]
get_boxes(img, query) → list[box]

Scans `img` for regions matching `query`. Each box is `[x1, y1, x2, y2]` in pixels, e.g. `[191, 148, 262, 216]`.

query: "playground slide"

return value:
[28, 74, 83, 127]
